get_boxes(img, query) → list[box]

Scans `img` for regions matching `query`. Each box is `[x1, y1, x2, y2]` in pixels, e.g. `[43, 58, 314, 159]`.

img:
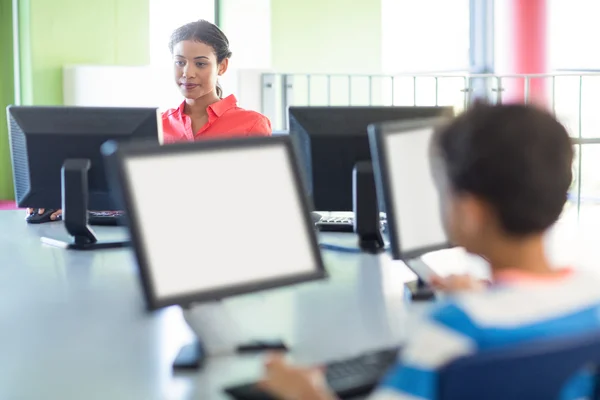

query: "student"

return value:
[162, 19, 272, 143]
[25, 20, 271, 221]
[258, 103, 600, 400]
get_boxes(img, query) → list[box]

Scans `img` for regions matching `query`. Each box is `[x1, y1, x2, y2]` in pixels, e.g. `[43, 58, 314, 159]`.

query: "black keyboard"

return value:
[224, 347, 399, 399]
[88, 211, 125, 226]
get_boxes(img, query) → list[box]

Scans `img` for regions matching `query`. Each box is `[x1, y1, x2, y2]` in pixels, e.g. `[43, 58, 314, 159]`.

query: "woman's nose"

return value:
[183, 65, 195, 78]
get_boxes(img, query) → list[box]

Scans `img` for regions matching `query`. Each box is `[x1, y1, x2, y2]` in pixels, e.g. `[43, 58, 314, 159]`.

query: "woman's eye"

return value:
[175, 61, 185, 67]
[196, 62, 206, 68]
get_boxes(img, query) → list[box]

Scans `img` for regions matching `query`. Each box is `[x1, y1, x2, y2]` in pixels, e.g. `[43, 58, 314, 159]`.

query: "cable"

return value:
[319, 242, 390, 253]
[319, 243, 363, 253]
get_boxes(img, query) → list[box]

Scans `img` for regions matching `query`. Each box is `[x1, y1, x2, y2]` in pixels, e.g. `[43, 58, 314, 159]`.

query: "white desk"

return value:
[0, 210, 419, 400]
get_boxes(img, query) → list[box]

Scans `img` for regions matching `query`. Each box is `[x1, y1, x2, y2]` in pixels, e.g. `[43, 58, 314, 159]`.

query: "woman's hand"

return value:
[25, 208, 62, 221]
[430, 274, 490, 293]
[258, 353, 336, 400]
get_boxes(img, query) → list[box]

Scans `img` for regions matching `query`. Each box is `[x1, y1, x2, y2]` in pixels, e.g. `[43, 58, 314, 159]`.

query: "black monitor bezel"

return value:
[287, 105, 455, 213]
[368, 117, 452, 261]
[6, 105, 162, 210]
[102, 135, 327, 311]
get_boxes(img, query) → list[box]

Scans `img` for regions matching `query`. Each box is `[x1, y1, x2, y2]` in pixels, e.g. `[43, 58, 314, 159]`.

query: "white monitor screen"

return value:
[123, 143, 320, 301]
[383, 127, 448, 255]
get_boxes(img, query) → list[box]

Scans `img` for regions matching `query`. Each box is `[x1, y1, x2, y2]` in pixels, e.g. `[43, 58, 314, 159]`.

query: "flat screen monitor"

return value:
[8, 106, 162, 210]
[368, 118, 452, 260]
[101, 136, 326, 310]
[7, 106, 162, 249]
[288, 106, 453, 212]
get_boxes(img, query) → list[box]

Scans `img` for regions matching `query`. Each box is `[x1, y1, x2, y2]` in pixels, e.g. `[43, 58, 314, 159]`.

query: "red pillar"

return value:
[506, 0, 548, 104]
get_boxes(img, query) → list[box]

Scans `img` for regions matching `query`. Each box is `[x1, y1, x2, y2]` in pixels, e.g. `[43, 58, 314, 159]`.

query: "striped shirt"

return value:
[369, 268, 600, 400]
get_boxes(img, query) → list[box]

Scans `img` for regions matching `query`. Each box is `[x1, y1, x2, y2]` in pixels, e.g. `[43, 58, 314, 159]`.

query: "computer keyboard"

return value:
[88, 211, 125, 226]
[316, 216, 388, 234]
[316, 216, 355, 233]
[224, 347, 399, 399]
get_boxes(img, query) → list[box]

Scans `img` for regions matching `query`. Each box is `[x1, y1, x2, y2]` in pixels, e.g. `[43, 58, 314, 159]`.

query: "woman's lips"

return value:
[181, 83, 199, 90]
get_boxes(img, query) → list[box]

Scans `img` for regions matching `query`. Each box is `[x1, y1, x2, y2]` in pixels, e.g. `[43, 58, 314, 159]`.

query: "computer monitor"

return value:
[368, 118, 452, 261]
[288, 106, 454, 212]
[7, 106, 162, 250]
[101, 135, 326, 311]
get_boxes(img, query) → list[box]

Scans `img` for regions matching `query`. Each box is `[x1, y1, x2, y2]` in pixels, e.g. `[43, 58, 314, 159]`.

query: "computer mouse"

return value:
[26, 209, 61, 224]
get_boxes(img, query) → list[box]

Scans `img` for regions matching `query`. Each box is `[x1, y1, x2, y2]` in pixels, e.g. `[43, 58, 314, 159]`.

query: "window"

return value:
[380, 0, 470, 108]
[548, 0, 600, 223]
[149, 0, 216, 67]
[381, 0, 470, 74]
[148, 0, 216, 110]
[549, 0, 600, 70]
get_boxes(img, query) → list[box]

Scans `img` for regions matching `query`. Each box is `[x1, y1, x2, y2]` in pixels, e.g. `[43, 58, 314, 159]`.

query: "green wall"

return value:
[0, 0, 15, 200]
[270, 0, 382, 74]
[19, 0, 150, 106]
[269, 0, 384, 124]
[0, 0, 150, 199]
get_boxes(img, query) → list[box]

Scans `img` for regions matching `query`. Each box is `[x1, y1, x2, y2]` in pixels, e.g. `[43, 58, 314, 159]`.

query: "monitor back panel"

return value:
[110, 137, 326, 309]
[288, 106, 453, 212]
[7, 106, 160, 209]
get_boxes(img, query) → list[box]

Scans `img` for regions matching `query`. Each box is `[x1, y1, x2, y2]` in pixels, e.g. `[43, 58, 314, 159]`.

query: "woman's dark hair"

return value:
[433, 102, 574, 236]
[169, 20, 232, 98]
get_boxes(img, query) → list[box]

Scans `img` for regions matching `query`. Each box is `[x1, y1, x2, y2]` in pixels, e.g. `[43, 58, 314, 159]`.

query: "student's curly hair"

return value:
[433, 103, 573, 236]
[169, 20, 232, 98]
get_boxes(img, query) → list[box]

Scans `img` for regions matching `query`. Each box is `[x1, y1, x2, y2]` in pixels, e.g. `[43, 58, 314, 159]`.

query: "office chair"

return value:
[438, 330, 600, 400]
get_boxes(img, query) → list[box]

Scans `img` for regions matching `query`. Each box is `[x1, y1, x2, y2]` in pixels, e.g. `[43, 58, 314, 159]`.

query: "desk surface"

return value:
[0, 210, 418, 400]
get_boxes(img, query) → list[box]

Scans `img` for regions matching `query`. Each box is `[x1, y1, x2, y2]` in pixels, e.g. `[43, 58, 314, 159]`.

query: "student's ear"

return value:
[218, 58, 229, 76]
[457, 195, 487, 237]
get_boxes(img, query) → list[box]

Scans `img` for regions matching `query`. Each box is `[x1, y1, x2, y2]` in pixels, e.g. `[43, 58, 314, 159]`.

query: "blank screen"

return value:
[123, 144, 319, 300]
[384, 127, 448, 254]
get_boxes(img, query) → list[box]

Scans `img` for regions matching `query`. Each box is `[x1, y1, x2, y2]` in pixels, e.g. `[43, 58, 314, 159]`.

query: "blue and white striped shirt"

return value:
[369, 269, 600, 400]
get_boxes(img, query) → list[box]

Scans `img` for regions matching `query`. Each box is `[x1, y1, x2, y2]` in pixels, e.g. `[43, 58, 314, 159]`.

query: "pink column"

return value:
[505, 0, 548, 104]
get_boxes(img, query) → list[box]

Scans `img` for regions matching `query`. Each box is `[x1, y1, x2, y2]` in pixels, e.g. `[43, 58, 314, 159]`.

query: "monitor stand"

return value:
[40, 159, 129, 250]
[177, 301, 289, 370]
[172, 340, 206, 370]
[353, 161, 385, 253]
[410, 278, 436, 301]
[405, 257, 436, 301]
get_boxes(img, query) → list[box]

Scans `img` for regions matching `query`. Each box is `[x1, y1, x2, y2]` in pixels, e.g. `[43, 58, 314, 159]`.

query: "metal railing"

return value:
[261, 71, 600, 214]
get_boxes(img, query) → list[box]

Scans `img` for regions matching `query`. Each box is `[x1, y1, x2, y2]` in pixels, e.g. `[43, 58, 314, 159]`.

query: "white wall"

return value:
[63, 65, 180, 110]
[63, 65, 268, 115]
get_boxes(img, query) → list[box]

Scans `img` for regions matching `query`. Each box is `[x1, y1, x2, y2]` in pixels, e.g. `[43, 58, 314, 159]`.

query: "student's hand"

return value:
[258, 353, 336, 400]
[430, 274, 489, 293]
[25, 208, 62, 221]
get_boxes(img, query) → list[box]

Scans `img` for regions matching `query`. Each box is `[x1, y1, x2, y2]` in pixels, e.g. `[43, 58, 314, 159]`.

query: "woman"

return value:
[162, 19, 272, 143]
[26, 20, 271, 222]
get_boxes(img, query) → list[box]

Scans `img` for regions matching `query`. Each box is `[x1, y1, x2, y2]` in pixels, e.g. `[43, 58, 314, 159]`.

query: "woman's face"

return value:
[172, 40, 228, 100]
